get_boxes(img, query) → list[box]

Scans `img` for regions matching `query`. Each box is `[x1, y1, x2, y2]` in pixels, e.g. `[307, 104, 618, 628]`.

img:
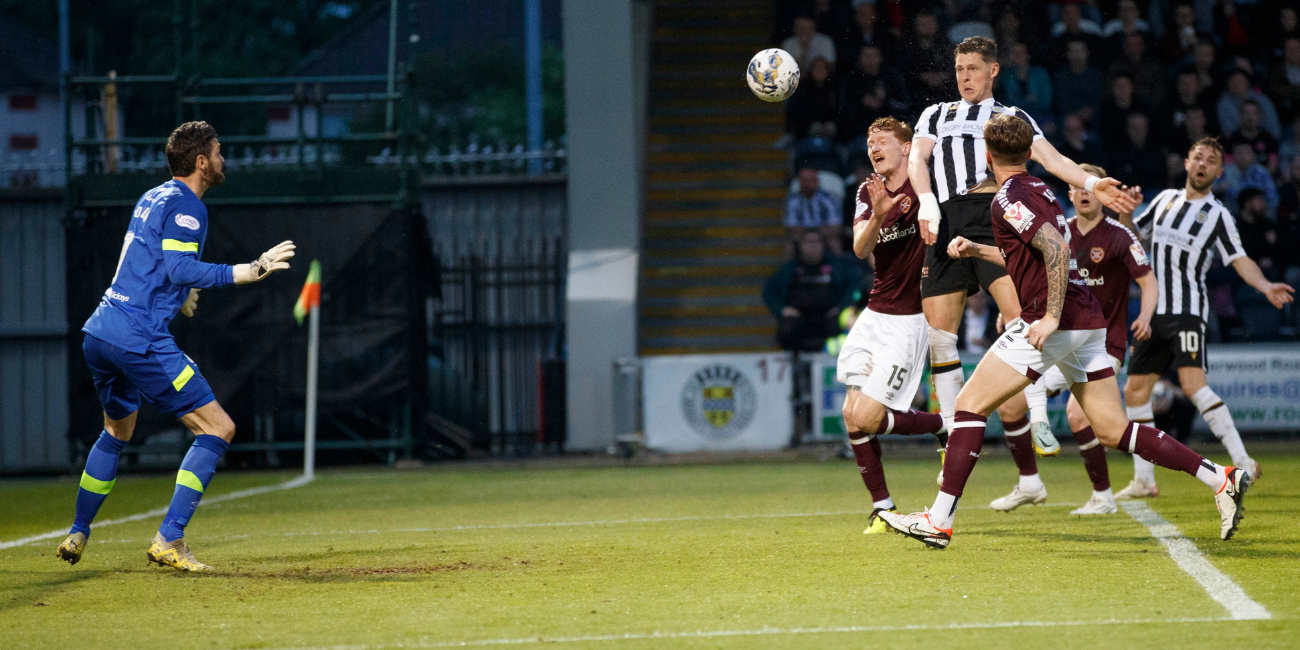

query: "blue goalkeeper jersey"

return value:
[82, 180, 234, 354]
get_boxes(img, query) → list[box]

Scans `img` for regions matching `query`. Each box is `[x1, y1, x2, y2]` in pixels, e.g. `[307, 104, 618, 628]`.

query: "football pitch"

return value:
[2, 446, 1298, 649]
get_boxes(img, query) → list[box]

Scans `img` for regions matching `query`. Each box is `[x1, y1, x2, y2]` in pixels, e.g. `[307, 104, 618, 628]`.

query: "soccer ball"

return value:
[746, 48, 800, 103]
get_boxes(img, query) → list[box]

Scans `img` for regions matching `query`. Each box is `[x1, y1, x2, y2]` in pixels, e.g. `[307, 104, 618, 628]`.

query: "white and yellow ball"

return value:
[745, 48, 800, 103]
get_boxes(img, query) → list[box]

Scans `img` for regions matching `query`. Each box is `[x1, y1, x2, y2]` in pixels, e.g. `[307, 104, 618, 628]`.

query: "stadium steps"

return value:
[639, 0, 788, 356]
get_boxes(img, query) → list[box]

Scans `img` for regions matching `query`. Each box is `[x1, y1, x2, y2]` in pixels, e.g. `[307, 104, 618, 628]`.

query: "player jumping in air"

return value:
[879, 115, 1250, 549]
[909, 37, 1138, 463]
[995, 164, 1156, 515]
[1115, 138, 1293, 498]
[56, 122, 296, 571]
[837, 117, 945, 534]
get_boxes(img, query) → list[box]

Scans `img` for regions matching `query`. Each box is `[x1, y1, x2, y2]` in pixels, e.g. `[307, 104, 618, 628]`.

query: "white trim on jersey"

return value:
[1133, 188, 1247, 319]
[913, 97, 1046, 204]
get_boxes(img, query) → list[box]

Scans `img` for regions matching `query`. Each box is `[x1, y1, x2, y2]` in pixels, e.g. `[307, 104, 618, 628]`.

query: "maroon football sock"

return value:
[1118, 421, 1204, 477]
[876, 409, 945, 436]
[1001, 416, 1038, 476]
[939, 411, 987, 498]
[1072, 426, 1110, 491]
[850, 434, 890, 503]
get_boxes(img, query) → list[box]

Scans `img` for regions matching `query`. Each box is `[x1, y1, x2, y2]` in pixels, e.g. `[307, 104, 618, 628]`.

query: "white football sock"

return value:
[873, 498, 895, 511]
[930, 491, 958, 529]
[1094, 487, 1114, 501]
[1019, 473, 1045, 493]
[1195, 459, 1227, 490]
[928, 327, 964, 434]
[1191, 386, 1250, 465]
[1024, 379, 1050, 426]
[1126, 401, 1157, 482]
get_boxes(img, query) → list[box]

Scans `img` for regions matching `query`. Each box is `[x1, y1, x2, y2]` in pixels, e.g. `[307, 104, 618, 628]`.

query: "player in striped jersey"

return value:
[908, 37, 1138, 443]
[1117, 137, 1294, 497]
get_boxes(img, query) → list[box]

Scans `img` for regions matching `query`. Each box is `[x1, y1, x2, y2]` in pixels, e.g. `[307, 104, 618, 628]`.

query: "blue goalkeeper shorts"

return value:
[83, 334, 216, 421]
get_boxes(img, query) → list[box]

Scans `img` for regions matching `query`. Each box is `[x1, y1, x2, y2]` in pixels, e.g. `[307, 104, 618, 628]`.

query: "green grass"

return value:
[2, 447, 1298, 649]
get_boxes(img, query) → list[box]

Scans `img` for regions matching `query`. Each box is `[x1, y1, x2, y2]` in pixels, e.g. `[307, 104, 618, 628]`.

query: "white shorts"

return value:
[1040, 353, 1123, 394]
[992, 319, 1115, 386]
[836, 309, 928, 411]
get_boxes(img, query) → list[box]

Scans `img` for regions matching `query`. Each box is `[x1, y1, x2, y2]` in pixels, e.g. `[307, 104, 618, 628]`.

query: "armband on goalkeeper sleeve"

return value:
[233, 240, 296, 284]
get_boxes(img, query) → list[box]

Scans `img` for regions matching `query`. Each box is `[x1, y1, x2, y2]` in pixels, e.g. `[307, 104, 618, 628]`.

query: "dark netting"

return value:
[66, 201, 442, 467]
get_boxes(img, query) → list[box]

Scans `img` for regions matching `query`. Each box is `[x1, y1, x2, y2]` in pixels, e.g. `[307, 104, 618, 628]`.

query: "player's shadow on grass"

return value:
[0, 569, 109, 613]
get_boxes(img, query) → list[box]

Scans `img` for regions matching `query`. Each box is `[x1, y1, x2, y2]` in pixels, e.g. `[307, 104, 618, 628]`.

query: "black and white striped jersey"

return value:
[1133, 189, 1248, 319]
[913, 97, 1045, 203]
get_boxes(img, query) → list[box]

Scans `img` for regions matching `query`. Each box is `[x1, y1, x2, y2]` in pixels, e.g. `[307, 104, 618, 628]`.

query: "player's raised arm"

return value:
[1030, 138, 1138, 215]
[232, 241, 297, 284]
[908, 102, 940, 245]
[854, 174, 900, 258]
[161, 211, 236, 288]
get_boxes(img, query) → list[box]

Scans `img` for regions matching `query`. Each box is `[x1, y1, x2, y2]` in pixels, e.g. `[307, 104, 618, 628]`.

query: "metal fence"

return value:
[0, 194, 69, 472]
[431, 239, 566, 455]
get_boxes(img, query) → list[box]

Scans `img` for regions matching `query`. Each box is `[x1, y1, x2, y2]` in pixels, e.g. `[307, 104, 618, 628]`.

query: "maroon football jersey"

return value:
[1070, 216, 1152, 358]
[991, 173, 1106, 330]
[854, 177, 923, 315]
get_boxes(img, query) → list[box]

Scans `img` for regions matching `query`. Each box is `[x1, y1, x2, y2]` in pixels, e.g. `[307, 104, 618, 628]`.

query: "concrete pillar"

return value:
[562, 0, 647, 451]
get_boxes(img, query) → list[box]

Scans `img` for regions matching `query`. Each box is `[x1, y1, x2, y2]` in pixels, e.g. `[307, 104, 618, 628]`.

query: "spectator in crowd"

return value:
[1054, 40, 1104, 125]
[994, 9, 1023, 51]
[1055, 112, 1103, 173]
[1234, 188, 1284, 280]
[784, 165, 844, 254]
[810, 0, 854, 53]
[1108, 33, 1167, 109]
[998, 42, 1054, 129]
[786, 57, 839, 139]
[1164, 69, 1216, 137]
[1265, 7, 1300, 63]
[1226, 99, 1280, 174]
[842, 0, 896, 66]
[1159, 2, 1210, 64]
[1216, 141, 1279, 216]
[1279, 155, 1300, 220]
[957, 290, 998, 353]
[948, 4, 995, 44]
[763, 229, 861, 352]
[1213, 0, 1253, 61]
[1190, 38, 1222, 99]
[782, 15, 838, 74]
[902, 10, 955, 107]
[838, 44, 909, 140]
[1102, 0, 1150, 43]
[1105, 112, 1166, 192]
[1268, 37, 1300, 123]
[1099, 74, 1149, 149]
[1218, 69, 1282, 138]
[1050, 4, 1102, 70]
[1167, 106, 1210, 183]
[1279, 115, 1300, 175]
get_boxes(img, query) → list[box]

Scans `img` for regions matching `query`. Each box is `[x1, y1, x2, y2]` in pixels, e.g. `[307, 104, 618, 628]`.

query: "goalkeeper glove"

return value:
[234, 241, 296, 284]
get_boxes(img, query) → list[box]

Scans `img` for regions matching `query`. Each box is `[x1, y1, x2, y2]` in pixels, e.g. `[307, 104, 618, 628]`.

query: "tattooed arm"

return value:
[1026, 224, 1071, 349]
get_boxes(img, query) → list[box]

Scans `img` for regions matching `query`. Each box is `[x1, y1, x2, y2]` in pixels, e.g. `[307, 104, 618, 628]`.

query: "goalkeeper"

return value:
[57, 121, 295, 571]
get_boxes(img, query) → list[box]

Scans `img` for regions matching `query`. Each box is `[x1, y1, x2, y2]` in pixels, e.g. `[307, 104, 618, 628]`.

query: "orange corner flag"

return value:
[294, 259, 321, 325]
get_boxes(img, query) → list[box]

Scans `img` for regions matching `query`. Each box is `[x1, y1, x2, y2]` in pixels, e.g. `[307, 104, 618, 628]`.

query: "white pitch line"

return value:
[245, 616, 1242, 650]
[0, 474, 312, 551]
[1121, 501, 1271, 621]
[24, 503, 1086, 548]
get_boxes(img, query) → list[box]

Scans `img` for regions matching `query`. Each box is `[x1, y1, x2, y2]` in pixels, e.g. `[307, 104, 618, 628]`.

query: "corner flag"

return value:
[294, 260, 321, 325]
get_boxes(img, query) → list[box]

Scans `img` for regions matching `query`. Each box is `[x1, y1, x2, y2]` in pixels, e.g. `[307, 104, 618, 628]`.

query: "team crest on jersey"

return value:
[899, 196, 912, 213]
[1090, 247, 1105, 263]
[1195, 209, 1207, 223]
[681, 365, 757, 441]
[1003, 201, 1035, 233]
[1130, 242, 1149, 266]
[175, 214, 201, 231]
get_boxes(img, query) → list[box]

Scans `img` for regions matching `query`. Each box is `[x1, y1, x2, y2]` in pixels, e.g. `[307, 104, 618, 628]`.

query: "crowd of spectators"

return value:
[773, 0, 1300, 345]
